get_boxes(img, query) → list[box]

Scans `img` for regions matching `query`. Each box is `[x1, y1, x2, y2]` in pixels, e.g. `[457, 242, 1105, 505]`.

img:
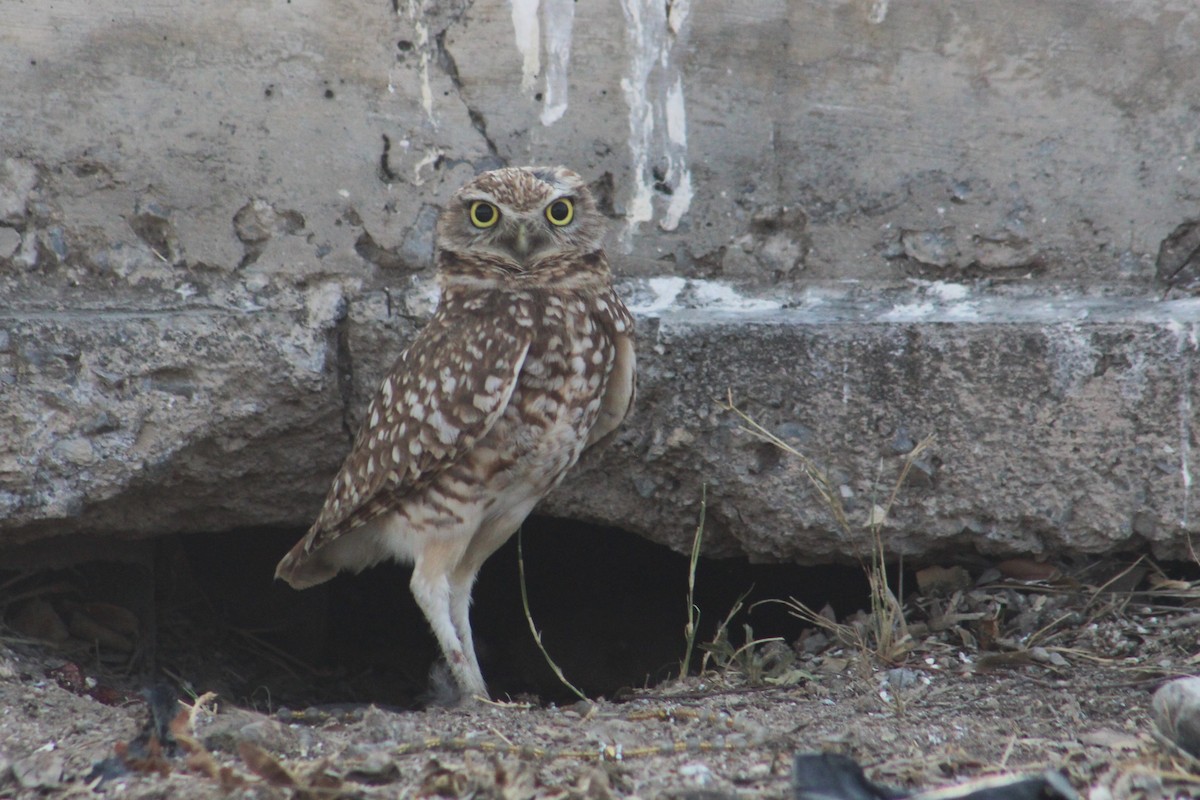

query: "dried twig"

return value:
[517, 530, 588, 703]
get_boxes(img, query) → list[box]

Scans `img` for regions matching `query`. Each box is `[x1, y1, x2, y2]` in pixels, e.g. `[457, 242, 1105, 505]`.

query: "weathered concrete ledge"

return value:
[3, 280, 1198, 563]
[4, 0, 1200, 566]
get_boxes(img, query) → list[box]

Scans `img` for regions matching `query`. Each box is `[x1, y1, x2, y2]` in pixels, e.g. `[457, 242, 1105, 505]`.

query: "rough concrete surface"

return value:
[3, 1, 1200, 562]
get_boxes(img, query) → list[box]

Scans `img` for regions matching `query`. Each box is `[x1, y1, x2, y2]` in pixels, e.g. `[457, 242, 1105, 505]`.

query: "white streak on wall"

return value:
[1167, 320, 1198, 526]
[406, 0, 435, 123]
[619, 0, 693, 244]
[689, 279, 781, 311]
[539, 0, 574, 125]
[659, 75, 692, 231]
[657, 1, 692, 232]
[619, 0, 657, 247]
[413, 148, 443, 186]
[510, 0, 541, 93]
[625, 277, 781, 316]
[661, 169, 692, 232]
[667, 0, 690, 35]
[926, 280, 970, 302]
[665, 76, 687, 146]
[1181, 369, 1193, 523]
[630, 276, 687, 314]
[868, 0, 890, 25]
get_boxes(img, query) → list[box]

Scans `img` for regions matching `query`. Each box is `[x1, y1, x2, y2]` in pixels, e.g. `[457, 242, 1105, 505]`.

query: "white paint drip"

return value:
[1181, 374, 1193, 526]
[631, 276, 686, 314]
[412, 148, 443, 186]
[539, 0, 575, 125]
[927, 280, 970, 302]
[1167, 320, 1198, 526]
[626, 277, 781, 316]
[510, 0, 542, 93]
[880, 301, 937, 321]
[619, 0, 657, 247]
[618, 0, 693, 244]
[406, 0, 435, 123]
[659, 76, 692, 231]
[868, 0, 889, 24]
[664, 77, 687, 146]
[690, 279, 780, 311]
[884, 280, 979, 321]
[661, 169, 693, 233]
[657, 5, 691, 232]
[666, 0, 690, 35]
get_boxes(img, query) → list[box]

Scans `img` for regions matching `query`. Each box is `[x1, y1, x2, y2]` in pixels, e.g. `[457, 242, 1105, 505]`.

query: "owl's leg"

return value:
[410, 543, 488, 701]
[448, 571, 484, 695]
[444, 518, 529, 701]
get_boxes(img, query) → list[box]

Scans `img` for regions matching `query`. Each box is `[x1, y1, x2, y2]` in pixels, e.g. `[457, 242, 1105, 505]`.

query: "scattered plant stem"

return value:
[679, 484, 707, 681]
[517, 529, 588, 703]
[699, 586, 752, 675]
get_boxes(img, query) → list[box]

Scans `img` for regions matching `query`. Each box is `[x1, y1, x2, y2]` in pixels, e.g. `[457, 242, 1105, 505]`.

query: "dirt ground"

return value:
[2, 555, 1200, 799]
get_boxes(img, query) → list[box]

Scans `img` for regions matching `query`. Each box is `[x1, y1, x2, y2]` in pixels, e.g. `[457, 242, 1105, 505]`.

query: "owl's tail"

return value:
[275, 520, 392, 589]
[274, 535, 338, 590]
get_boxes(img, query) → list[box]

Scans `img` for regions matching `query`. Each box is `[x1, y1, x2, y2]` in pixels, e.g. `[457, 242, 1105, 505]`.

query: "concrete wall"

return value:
[3, 0, 1200, 562]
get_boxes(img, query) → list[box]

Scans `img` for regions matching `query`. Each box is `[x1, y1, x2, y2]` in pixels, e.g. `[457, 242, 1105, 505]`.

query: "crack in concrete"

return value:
[434, 30, 505, 166]
[378, 134, 401, 183]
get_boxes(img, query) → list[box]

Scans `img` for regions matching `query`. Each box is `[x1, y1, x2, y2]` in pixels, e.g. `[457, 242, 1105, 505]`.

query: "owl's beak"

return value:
[513, 223, 531, 258]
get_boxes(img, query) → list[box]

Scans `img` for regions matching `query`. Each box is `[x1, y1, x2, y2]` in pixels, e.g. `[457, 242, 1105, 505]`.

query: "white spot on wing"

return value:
[427, 408, 459, 445]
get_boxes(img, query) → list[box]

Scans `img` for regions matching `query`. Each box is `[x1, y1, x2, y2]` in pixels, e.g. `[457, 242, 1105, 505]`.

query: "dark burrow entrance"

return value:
[1, 518, 887, 710]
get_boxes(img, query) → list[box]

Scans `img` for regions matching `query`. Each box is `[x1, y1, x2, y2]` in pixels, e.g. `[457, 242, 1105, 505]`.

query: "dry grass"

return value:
[678, 484, 707, 681]
[720, 391, 934, 670]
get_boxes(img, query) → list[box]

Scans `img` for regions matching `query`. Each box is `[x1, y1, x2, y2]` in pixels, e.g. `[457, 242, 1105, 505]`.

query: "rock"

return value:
[0, 226, 20, 258]
[199, 707, 299, 756]
[0, 158, 37, 226]
[1156, 219, 1200, 291]
[901, 228, 958, 269]
[799, 631, 830, 657]
[1152, 677, 1200, 757]
[915, 566, 971, 596]
[10, 750, 64, 790]
[52, 438, 97, 467]
[345, 749, 402, 785]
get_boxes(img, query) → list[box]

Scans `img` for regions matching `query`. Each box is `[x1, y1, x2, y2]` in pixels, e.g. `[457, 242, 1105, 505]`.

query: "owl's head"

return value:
[436, 166, 606, 285]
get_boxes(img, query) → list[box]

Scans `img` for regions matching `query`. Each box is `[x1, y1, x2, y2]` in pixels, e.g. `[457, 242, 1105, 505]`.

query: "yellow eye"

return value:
[545, 198, 574, 226]
[469, 201, 499, 228]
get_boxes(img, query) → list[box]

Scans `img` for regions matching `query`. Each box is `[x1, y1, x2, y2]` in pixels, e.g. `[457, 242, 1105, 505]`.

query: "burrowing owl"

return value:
[276, 166, 636, 700]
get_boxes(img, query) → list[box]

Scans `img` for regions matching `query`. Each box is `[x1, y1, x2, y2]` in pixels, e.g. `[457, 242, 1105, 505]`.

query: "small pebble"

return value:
[1152, 676, 1200, 757]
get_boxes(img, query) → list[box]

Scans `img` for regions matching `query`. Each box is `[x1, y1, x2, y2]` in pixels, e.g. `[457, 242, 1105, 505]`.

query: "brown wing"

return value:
[285, 303, 532, 563]
[584, 292, 636, 451]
